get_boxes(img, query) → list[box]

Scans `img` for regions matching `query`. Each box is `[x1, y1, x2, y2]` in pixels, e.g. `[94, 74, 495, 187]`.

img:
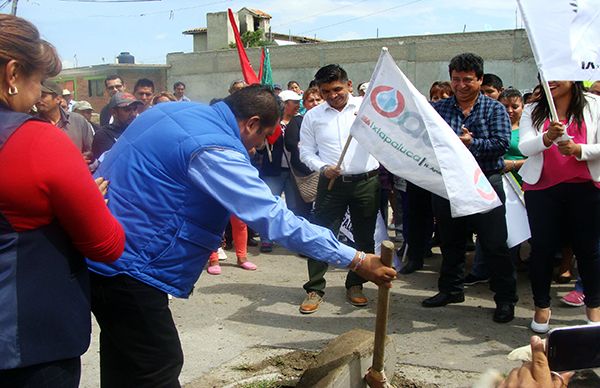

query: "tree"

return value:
[229, 29, 270, 49]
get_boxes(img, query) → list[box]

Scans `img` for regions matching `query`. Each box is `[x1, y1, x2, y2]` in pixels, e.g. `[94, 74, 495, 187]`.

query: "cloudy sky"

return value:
[6, 0, 524, 68]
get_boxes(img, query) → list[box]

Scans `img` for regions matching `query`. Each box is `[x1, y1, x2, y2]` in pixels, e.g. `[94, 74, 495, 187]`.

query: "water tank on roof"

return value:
[117, 52, 135, 64]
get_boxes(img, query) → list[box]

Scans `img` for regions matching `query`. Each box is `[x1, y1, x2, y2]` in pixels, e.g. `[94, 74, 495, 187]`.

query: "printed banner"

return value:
[517, 0, 600, 81]
[351, 49, 501, 217]
[339, 210, 402, 270]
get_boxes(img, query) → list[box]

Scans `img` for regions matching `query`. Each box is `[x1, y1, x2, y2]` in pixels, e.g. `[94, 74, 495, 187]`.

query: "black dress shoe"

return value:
[422, 292, 465, 307]
[399, 260, 423, 275]
[493, 303, 515, 323]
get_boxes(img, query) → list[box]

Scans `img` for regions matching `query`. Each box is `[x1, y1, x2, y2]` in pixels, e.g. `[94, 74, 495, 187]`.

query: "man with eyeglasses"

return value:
[99, 75, 126, 126]
[133, 78, 155, 114]
[93, 92, 142, 160]
[421, 53, 518, 324]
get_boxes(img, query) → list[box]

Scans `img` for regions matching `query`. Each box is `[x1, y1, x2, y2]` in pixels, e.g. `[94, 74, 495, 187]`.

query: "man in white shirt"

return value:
[299, 64, 380, 314]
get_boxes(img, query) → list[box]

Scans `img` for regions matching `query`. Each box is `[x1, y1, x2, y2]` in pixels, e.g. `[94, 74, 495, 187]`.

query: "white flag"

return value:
[338, 210, 401, 269]
[350, 49, 501, 218]
[503, 174, 531, 248]
[517, 0, 600, 81]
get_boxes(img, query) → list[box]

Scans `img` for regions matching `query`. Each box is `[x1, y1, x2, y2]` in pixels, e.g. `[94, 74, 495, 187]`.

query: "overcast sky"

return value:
[5, 0, 524, 68]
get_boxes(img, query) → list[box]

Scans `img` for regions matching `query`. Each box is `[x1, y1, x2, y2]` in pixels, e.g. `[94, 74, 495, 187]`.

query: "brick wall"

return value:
[55, 64, 169, 112]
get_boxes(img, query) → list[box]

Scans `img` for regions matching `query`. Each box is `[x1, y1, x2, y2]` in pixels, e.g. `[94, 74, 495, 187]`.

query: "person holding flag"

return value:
[519, 80, 600, 332]
[422, 53, 518, 324]
[298, 64, 380, 314]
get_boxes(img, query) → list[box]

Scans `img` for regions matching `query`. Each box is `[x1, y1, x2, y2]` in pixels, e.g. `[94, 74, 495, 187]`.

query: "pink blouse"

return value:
[523, 119, 600, 191]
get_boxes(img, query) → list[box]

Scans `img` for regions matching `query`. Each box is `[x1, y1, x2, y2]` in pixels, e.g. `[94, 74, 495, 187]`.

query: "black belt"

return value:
[340, 169, 379, 183]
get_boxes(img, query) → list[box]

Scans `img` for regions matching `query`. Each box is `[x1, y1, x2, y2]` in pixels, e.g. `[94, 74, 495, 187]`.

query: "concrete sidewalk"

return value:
[80, 243, 599, 387]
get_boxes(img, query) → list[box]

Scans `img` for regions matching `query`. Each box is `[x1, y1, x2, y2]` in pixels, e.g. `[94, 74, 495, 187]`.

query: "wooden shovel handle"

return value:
[372, 240, 394, 372]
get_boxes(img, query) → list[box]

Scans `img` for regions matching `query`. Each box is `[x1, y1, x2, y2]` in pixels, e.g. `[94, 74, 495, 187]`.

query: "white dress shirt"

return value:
[299, 95, 379, 175]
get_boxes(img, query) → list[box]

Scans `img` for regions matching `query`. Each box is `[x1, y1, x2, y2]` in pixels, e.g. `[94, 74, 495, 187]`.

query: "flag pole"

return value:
[539, 71, 559, 123]
[327, 135, 353, 190]
[515, 1, 559, 123]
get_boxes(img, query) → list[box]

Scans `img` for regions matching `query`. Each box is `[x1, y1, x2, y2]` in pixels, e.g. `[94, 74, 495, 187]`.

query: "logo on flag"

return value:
[371, 86, 405, 118]
[474, 169, 497, 201]
[350, 49, 501, 217]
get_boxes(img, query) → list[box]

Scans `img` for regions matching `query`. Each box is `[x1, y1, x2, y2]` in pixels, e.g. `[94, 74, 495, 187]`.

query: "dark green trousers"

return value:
[303, 173, 380, 294]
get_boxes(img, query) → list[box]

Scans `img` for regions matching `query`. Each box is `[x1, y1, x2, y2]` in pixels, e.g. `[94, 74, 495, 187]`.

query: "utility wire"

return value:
[271, 0, 371, 29]
[297, 0, 428, 36]
[87, 0, 230, 17]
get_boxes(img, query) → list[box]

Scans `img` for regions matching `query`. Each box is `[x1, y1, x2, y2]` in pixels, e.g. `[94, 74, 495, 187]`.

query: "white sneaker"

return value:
[217, 247, 228, 261]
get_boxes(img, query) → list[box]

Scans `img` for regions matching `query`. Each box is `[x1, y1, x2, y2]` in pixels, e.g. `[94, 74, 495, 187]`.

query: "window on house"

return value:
[88, 79, 104, 97]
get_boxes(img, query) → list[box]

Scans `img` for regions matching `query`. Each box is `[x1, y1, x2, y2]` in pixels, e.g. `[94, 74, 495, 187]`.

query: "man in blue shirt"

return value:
[421, 53, 518, 324]
[88, 85, 396, 387]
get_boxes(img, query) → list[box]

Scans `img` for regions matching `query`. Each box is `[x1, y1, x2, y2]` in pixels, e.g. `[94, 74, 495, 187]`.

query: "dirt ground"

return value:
[81, 240, 600, 388]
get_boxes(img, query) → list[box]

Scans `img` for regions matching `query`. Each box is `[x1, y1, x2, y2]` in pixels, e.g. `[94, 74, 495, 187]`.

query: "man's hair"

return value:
[482, 73, 503, 90]
[498, 88, 522, 102]
[314, 64, 348, 86]
[105, 74, 122, 88]
[223, 84, 281, 129]
[173, 81, 186, 89]
[448, 53, 484, 79]
[287, 80, 300, 89]
[134, 78, 155, 92]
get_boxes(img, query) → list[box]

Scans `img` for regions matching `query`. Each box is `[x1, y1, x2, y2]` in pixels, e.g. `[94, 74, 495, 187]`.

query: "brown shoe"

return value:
[300, 291, 323, 314]
[346, 285, 368, 307]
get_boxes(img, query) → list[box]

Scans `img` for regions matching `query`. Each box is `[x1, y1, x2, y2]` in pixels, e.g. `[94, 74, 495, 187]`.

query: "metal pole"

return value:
[11, 0, 18, 15]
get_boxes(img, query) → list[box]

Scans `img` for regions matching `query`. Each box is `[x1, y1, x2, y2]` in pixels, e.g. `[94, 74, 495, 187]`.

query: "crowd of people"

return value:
[1, 13, 599, 388]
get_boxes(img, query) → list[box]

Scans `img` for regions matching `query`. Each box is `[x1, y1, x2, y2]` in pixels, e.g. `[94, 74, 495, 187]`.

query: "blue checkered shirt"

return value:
[433, 94, 510, 173]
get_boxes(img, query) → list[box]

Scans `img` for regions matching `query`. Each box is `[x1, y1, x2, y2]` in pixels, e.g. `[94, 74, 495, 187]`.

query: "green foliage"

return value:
[229, 29, 270, 48]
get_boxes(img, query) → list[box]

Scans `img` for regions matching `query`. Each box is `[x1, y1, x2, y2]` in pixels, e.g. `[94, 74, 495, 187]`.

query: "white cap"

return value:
[278, 90, 301, 102]
[62, 89, 72, 96]
[359, 82, 370, 92]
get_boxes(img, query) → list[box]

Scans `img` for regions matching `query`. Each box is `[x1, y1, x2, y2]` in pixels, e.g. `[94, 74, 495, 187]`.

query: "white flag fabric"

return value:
[517, 0, 600, 81]
[338, 210, 401, 270]
[502, 174, 531, 248]
[351, 49, 501, 218]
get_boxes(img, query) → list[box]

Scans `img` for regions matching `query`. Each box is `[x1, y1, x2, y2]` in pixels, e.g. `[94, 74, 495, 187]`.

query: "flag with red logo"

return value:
[350, 49, 501, 217]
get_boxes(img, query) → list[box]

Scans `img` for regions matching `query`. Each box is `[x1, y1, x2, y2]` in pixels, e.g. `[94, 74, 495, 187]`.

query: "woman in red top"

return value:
[0, 14, 125, 386]
[519, 80, 600, 333]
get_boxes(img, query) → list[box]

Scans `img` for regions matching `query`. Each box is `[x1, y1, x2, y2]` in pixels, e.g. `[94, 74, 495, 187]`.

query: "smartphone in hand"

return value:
[546, 324, 600, 372]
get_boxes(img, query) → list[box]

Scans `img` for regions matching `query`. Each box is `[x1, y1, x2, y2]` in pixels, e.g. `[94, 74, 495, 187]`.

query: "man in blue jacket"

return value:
[88, 85, 396, 387]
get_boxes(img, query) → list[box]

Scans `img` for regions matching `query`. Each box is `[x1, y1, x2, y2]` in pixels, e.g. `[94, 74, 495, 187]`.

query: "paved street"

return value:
[81, 240, 599, 387]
